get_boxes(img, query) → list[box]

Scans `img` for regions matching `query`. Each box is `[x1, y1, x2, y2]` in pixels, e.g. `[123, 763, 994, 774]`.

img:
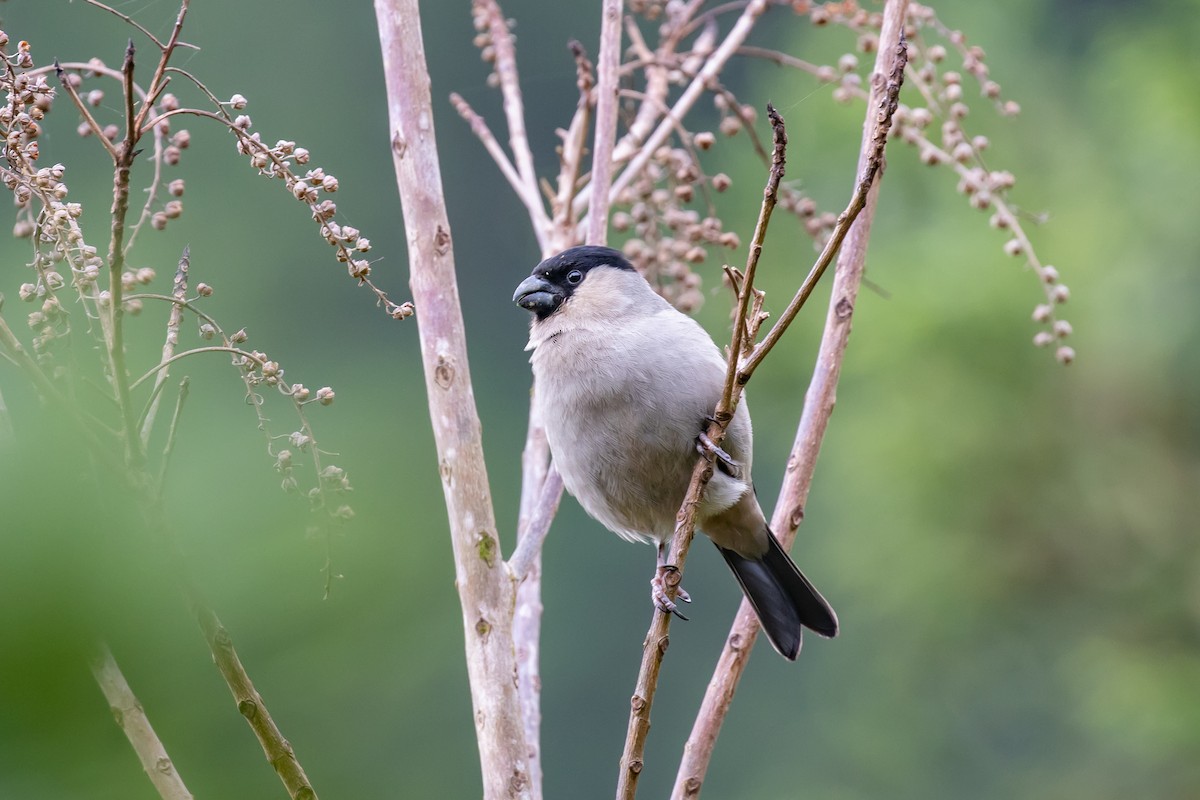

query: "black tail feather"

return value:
[717, 533, 838, 660]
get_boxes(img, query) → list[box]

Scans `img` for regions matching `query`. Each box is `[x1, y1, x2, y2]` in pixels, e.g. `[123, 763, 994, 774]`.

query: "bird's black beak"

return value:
[513, 274, 564, 318]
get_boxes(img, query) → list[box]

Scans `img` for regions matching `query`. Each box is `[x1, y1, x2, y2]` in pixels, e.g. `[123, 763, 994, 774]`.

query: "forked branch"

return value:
[616, 103, 789, 800]
[672, 4, 909, 796]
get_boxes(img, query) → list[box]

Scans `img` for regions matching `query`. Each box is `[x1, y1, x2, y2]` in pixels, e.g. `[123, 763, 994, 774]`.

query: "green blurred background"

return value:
[2, 0, 1197, 797]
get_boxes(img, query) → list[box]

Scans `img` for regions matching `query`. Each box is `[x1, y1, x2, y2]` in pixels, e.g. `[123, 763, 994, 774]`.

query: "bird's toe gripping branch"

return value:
[652, 542, 692, 619]
[696, 430, 741, 479]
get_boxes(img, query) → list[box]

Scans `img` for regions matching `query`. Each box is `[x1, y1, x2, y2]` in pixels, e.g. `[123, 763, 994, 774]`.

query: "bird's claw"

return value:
[652, 565, 690, 620]
[697, 431, 741, 478]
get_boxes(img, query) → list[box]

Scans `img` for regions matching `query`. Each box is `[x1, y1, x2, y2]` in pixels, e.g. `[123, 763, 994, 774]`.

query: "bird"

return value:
[513, 245, 838, 660]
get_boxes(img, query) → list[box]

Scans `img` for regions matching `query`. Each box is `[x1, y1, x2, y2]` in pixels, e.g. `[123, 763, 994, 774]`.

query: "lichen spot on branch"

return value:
[477, 530, 498, 567]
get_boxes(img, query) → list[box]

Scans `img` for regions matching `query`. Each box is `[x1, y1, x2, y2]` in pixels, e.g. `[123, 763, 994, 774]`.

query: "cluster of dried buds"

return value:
[612, 141, 740, 313]
[230, 102, 413, 320]
[886, 9, 1073, 362]
[758, 3, 1073, 361]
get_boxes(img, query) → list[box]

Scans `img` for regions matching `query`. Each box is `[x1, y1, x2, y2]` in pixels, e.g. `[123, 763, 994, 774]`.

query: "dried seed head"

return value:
[196, 282, 213, 297]
[316, 387, 335, 406]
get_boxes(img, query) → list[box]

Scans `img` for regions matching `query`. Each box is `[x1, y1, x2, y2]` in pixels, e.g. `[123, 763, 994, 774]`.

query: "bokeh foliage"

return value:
[1, 1, 1197, 798]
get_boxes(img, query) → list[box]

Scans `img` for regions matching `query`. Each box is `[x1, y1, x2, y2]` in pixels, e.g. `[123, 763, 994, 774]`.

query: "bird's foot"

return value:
[652, 564, 691, 620]
[696, 431, 742, 479]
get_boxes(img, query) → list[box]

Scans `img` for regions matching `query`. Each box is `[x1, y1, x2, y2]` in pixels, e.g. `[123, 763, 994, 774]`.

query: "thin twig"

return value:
[740, 29, 906, 377]
[129, 346, 264, 391]
[130, 0, 191, 137]
[157, 377, 189, 495]
[91, 643, 194, 800]
[671, 6, 909, 796]
[585, 0, 624, 245]
[611, 15, 669, 164]
[477, 0, 551, 245]
[186, 586, 319, 800]
[124, 120, 167, 256]
[577, 0, 770, 217]
[508, 467, 565, 582]
[140, 247, 190, 445]
[83, 0, 199, 52]
[616, 104, 790, 800]
[53, 60, 120, 160]
[450, 92, 541, 221]
[510, 410, 553, 800]
[551, 42, 594, 232]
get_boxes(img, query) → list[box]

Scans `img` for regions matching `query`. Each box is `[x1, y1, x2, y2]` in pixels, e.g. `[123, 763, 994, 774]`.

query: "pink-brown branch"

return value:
[376, 1, 532, 797]
[585, 0, 624, 245]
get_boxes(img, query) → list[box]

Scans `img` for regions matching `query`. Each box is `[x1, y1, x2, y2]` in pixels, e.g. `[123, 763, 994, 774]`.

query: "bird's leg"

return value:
[697, 421, 742, 479]
[652, 541, 691, 619]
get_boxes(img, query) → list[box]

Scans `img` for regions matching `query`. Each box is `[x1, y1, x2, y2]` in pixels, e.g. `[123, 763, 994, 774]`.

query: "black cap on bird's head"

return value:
[513, 246, 636, 320]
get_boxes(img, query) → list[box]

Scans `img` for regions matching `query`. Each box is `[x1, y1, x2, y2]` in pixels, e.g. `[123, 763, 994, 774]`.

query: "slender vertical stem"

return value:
[140, 248, 189, 445]
[575, 0, 769, 217]
[585, 0, 623, 245]
[512, 413, 552, 800]
[106, 40, 143, 466]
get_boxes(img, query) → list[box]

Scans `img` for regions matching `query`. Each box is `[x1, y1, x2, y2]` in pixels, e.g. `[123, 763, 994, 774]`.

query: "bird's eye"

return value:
[566, 269, 584, 285]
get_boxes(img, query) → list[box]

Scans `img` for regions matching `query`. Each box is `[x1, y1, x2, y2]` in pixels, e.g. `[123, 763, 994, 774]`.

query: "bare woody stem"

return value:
[186, 584, 319, 800]
[575, 0, 770, 218]
[376, 1, 532, 797]
[477, 0, 551, 247]
[101, 40, 144, 467]
[140, 247, 189, 445]
[585, 0, 623, 245]
[671, 5, 909, 797]
[615, 105, 791, 800]
[91, 644, 194, 800]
